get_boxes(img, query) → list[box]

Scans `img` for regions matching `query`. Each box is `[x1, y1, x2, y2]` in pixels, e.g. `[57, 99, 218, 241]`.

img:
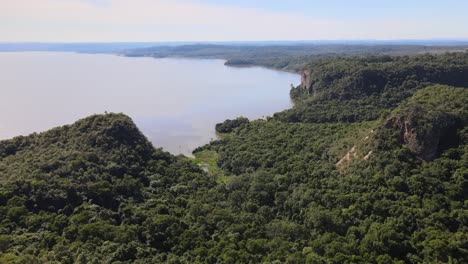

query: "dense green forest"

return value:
[280, 52, 468, 123]
[1, 52, 467, 263]
[122, 43, 468, 73]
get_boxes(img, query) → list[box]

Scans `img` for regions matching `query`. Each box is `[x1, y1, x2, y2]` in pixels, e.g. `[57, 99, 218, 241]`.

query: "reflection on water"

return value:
[0, 52, 299, 155]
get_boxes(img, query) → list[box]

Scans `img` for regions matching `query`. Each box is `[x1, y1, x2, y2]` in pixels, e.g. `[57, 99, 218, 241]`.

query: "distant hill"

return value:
[3, 41, 468, 71]
[0, 42, 176, 53]
[122, 42, 468, 73]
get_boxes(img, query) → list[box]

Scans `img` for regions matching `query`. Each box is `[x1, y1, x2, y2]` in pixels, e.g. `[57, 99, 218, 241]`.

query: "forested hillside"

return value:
[195, 52, 468, 263]
[281, 52, 468, 123]
[0, 114, 217, 263]
[122, 44, 468, 73]
[1, 52, 467, 263]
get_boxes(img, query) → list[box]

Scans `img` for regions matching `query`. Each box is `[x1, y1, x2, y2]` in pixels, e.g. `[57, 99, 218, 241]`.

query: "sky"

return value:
[1, 0, 468, 42]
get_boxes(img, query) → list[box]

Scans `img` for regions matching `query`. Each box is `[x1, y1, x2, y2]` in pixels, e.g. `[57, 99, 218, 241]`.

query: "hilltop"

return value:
[0, 114, 215, 263]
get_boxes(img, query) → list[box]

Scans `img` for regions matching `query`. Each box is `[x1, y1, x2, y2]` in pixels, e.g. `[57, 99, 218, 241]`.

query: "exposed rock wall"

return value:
[300, 68, 312, 94]
[384, 114, 457, 161]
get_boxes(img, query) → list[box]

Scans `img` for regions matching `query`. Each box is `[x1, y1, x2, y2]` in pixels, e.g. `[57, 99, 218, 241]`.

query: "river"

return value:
[0, 52, 299, 155]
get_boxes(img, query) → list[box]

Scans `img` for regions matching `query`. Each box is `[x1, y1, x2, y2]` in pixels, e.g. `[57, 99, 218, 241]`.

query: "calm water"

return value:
[0, 52, 299, 155]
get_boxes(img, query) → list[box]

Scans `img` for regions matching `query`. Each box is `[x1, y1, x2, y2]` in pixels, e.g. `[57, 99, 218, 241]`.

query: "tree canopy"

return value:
[1, 52, 467, 263]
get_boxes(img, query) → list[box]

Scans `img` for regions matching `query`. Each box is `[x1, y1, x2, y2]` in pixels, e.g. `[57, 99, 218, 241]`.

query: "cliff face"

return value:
[296, 54, 468, 104]
[300, 68, 312, 94]
[380, 85, 466, 161]
[334, 85, 467, 166]
[384, 114, 457, 161]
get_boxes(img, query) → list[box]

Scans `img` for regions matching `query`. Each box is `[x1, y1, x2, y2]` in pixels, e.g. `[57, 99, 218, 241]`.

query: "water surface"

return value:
[0, 52, 299, 155]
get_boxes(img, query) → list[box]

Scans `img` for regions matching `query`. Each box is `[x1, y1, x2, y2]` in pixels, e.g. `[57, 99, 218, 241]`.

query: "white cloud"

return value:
[0, 0, 466, 41]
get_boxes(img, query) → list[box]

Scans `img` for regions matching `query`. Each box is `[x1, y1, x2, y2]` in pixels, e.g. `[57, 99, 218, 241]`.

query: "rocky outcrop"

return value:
[336, 130, 375, 169]
[336, 146, 357, 167]
[384, 113, 458, 161]
[300, 68, 312, 94]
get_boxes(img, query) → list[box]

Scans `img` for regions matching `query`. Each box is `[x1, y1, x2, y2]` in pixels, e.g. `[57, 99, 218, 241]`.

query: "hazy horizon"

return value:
[2, 0, 468, 42]
[3, 39, 468, 44]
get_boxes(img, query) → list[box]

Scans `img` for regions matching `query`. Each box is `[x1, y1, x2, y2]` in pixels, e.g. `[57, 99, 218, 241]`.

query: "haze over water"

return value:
[0, 52, 298, 155]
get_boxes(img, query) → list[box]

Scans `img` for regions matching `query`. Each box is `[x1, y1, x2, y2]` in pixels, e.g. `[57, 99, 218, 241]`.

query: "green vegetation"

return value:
[0, 114, 217, 263]
[278, 52, 468, 123]
[192, 150, 225, 181]
[123, 43, 468, 73]
[215, 117, 250, 133]
[1, 52, 468, 263]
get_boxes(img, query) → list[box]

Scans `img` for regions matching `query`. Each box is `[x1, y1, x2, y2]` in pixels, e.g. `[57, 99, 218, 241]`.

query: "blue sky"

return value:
[199, 0, 468, 19]
[1, 0, 467, 42]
